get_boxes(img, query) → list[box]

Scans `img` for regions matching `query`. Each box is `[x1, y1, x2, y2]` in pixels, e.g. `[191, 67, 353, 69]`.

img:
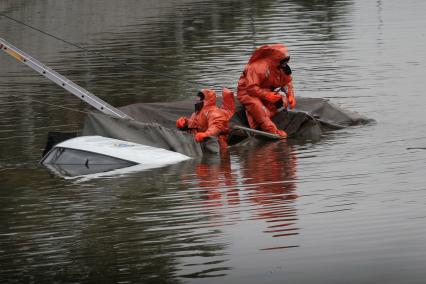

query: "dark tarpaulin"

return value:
[82, 97, 372, 157]
[82, 113, 204, 157]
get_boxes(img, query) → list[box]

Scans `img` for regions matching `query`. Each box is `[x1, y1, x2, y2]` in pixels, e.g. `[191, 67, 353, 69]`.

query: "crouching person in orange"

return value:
[176, 87, 235, 150]
[237, 44, 296, 138]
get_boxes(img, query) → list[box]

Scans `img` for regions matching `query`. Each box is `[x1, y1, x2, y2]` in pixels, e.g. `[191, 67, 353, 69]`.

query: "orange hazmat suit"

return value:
[237, 44, 296, 137]
[176, 87, 235, 148]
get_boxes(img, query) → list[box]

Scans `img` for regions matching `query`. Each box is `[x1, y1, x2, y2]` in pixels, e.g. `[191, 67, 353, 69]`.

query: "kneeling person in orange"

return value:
[176, 88, 235, 149]
[237, 44, 296, 138]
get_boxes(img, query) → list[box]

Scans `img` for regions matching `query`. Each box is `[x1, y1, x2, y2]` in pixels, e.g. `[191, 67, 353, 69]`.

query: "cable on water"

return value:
[0, 12, 213, 89]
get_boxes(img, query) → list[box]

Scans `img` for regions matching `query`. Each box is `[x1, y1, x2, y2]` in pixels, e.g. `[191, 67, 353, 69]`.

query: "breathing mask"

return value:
[194, 91, 205, 112]
[279, 57, 292, 75]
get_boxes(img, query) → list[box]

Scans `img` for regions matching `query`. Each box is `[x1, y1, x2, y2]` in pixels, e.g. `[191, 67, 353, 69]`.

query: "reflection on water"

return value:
[235, 142, 299, 250]
[185, 141, 299, 248]
[1, 0, 426, 283]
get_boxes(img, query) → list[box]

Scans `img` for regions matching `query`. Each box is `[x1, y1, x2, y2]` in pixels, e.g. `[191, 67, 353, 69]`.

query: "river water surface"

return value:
[1, 0, 426, 283]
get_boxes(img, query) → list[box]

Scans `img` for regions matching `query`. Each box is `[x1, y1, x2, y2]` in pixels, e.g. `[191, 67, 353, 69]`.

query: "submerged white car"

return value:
[41, 136, 191, 179]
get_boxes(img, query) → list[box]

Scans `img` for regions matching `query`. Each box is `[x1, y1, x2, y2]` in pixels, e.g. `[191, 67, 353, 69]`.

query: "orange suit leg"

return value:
[238, 95, 279, 133]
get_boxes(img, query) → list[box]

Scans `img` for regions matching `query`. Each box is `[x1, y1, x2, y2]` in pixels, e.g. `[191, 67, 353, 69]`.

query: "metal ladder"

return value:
[0, 37, 132, 120]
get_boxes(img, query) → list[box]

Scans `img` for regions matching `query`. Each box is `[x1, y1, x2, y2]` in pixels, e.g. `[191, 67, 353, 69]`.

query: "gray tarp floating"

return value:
[82, 97, 372, 157]
[82, 114, 204, 157]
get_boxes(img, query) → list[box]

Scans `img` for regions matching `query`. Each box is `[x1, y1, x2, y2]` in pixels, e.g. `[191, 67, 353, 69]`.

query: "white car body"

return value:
[41, 136, 191, 179]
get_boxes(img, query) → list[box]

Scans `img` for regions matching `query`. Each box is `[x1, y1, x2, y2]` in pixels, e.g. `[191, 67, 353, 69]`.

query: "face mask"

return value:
[195, 91, 205, 112]
[194, 101, 204, 112]
[283, 64, 292, 75]
[279, 57, 292, 75]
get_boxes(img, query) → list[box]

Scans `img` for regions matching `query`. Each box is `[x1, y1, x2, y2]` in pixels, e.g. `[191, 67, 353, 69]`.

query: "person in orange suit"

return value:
[237, 44, 296, 138]
[176, 87, 235, 149]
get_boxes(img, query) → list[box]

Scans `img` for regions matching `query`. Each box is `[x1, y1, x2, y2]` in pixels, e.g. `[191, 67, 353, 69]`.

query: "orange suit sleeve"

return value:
[204, 109, 228, 137]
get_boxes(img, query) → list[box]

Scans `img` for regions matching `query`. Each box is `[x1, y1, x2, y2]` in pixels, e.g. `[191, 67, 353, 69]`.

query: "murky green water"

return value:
[1, 0, 426, 283]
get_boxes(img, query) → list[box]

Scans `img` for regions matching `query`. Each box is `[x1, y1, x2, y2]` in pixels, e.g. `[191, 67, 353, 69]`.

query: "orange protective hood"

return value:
[248, 44, 290, 66]
[200, 88, 216, 108]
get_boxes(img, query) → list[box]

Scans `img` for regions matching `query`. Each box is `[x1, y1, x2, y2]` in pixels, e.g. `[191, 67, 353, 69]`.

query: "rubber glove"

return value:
[287, 95, 296, 109]
[176, 117, 188, 129]
[195, 132, 208, 142]
[264, 92, 282, 103]
[276, 129, 288, 138]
